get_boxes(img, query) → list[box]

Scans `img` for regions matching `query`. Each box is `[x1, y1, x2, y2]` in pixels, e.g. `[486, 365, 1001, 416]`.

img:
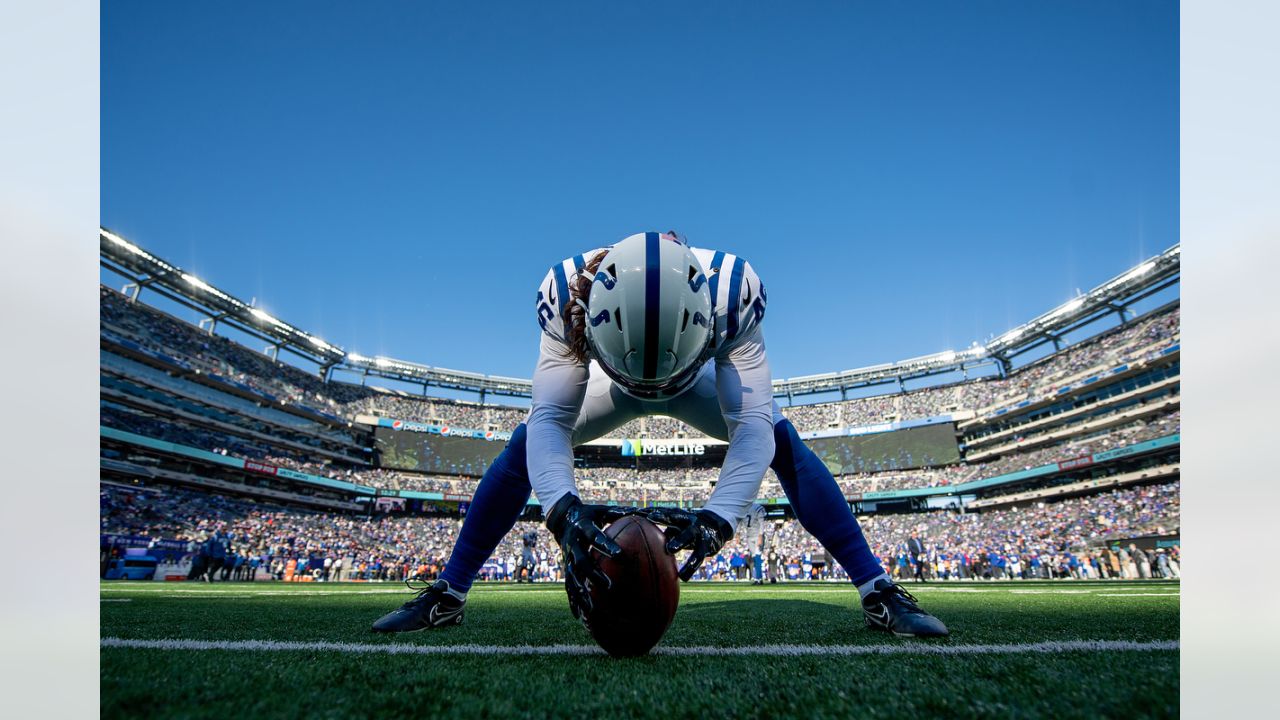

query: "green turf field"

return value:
[101, 580, 1179, 719]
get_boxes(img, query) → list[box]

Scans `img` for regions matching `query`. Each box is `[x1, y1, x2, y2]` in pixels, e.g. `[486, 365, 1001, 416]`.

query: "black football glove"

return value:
[636, 506, 734, 581]
[544, 494, 639, 620]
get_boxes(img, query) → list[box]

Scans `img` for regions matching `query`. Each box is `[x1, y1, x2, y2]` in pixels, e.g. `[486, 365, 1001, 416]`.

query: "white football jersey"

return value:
[535, 240, 767, 358]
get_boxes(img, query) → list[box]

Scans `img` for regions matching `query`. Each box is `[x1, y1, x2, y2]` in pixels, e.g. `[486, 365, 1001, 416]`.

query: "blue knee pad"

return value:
[769, 418, 883, 586]
[440, 423, 532, 592]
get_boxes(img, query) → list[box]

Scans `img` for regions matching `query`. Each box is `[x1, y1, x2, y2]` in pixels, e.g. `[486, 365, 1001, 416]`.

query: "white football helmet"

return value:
[582, 232, 714, 399]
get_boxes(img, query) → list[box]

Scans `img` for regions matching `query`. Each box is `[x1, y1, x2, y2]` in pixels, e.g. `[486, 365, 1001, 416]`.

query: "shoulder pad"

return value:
[691, 248, 767, 353]
[536, 252, 598, 342]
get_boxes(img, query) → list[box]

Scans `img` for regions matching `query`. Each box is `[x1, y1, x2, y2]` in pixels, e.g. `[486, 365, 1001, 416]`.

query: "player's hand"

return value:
[638, 507, 734, 581]
[544, 495, 638, 619]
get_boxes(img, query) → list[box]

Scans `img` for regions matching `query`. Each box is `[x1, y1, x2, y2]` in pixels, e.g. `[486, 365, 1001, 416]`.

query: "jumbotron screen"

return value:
[374, 427, 507, 476]
[805, 423, 960, 474]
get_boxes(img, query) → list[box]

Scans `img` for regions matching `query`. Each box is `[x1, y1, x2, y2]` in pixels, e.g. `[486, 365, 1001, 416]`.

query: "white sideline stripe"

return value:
[100, 599, 132, 603]
[1097, 593, 1181, 597]
[100, 637, 1178, 657]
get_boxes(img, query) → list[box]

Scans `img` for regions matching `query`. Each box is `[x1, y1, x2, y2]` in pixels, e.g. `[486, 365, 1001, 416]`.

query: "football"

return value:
[585, 515, 681, 657]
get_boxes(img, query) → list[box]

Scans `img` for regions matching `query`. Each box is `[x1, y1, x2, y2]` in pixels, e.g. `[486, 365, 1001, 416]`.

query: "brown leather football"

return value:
[584, 515, 680, 657]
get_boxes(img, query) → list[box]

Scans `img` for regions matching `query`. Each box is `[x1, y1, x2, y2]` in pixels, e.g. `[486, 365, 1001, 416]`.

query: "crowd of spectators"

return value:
[352, 394, 527, 431]
[102, 403, 287, 462]
[102, 284, 1178, 441]
[967, 411, 1180, 479]
[700, 480, 1181, 582]
[826, 465, 981, 495]
[857, 481, 1181, 581]
[573, 466, 726, 503]
[101, 484, 562, 583]
[101, 287, 374, 418]
[101, 404, 475, 496]
[101, 479, 1179, 584]
[779, 395, 899, 432]
[104, 393, 1179, 501]
[103, 286, 526, 431]
[102, 286, 1180, 504]
[960, 308, 1180, 413]
[772, 307, 1180, 433]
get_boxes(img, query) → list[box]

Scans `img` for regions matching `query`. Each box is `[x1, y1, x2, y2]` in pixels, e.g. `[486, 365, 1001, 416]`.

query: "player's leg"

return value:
[371, 424, 533, 631]
[666, 382, 947, 638]
[439, 367, 641, 590]
[768, 415, 947, 637]
[665, 376, 878, 587]
[664, 384, 884, 586]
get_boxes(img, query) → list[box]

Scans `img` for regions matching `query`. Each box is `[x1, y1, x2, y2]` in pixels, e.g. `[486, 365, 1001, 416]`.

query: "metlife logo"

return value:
[620, 439, 707, 457]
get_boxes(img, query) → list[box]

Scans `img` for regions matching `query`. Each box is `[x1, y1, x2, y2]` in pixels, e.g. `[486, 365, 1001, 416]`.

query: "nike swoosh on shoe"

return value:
[429, 605, 462, 626]
[865, 605, 891, 627]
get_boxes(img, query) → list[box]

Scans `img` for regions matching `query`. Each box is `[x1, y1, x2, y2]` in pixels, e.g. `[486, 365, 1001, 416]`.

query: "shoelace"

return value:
[883, 583, 926, 615]
[401, 579, 439, 609]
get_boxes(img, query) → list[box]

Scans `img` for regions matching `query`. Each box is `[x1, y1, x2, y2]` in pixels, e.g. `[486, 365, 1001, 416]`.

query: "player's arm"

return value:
[644, 327, 775, 581]
[526, 291, 635, 617]
[702, 323, 775, 526]
[525, 332, 588, 510]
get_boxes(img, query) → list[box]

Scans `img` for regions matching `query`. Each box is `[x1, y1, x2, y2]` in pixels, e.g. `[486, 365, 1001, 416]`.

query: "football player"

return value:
[372, 232, 947, 637]
[737, 502, 768, 585]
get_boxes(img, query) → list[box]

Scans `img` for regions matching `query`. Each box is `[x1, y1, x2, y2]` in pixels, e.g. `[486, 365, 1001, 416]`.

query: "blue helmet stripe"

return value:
[643, 231, 661, 379]
[725, 256, 746, 342]
[552, 262, 569, 317]
[572, 254, 585, 273]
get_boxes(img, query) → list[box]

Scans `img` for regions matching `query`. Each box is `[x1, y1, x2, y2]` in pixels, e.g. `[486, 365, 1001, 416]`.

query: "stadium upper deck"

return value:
[101, 227, 1178, 407]
[100, 228, 1179, 507]
[100, 268, 1178, 437]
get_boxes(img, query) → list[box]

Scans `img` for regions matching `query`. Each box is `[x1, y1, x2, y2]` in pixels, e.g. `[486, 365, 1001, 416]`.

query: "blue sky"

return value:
[101, 1, 1178, 389]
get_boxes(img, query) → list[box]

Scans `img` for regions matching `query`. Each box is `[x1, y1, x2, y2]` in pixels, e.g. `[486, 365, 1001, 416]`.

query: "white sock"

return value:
[856, 573, 892, 600]
[438, 580, 467, 601]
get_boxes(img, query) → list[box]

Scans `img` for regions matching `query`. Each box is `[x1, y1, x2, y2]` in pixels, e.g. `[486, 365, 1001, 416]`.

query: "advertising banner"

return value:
[377, 417, 512, 442]
[619, 439, 708, 457]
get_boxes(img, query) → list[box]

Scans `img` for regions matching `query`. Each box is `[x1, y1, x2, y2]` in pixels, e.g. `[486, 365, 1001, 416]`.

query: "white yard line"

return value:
[100, 637, 1177, 657]
[1096, 593, 1181, 597]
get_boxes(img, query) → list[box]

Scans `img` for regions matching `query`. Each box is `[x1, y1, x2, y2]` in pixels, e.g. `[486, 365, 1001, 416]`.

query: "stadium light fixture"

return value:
[347, 352, 369, 363]
[249, 307, 285, 329]
[181, 273, 213, 293]
[375, 357, 391, 368]
[1118, 261, 1157, 285]
[997, 327, 1025, 345]
[939, 350, 956, 363]
[1048, 297, 1085, 321]
[101, 229, 145, 257]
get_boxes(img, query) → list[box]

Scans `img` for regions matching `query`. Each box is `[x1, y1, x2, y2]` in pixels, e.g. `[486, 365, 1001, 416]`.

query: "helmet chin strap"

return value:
[592, 348, 706, 401]
[585, 304, 714, 399]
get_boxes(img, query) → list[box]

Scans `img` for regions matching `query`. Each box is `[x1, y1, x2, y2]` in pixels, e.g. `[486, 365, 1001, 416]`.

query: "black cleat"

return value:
[861, 579, 949, 638]
[371, 579, 466, 633]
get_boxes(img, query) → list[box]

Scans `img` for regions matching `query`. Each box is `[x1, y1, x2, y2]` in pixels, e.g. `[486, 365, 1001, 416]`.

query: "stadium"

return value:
[100, 227, 1180, 717]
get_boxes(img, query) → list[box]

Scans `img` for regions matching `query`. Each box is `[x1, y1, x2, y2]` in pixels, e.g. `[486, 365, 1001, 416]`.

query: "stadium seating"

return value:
[101, 479, 1179, 583]
[99, 281, 1181, 582]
